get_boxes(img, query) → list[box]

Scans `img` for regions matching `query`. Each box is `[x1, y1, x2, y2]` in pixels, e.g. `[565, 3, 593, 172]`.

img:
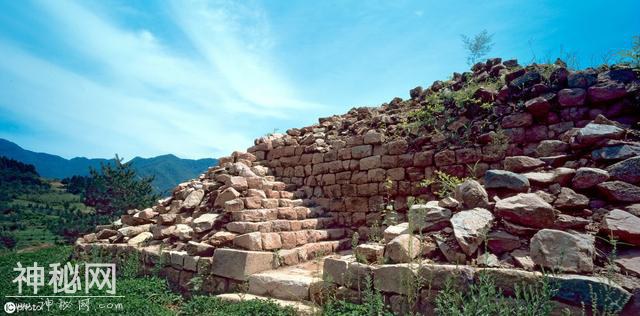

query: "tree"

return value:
[84, 155, 158, 219]
[461, 30, 494, 66]
[618, 35, 640, 69]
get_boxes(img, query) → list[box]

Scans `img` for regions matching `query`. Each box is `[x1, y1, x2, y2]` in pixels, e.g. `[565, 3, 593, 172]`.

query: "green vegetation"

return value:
[617, 35, 640, 69]
[0, 246, 298, 315]
[83, 155, 158, 217]
[420, 170, 467, 199]
[0, 155, 160, 250]
[461, 30, 494, 66]
[435, 271, 557, 316]
[0, 156, 95, 248]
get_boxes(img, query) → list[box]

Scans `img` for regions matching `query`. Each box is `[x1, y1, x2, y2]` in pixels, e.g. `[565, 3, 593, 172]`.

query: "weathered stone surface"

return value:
[554, 187, 589, 210]
[127, 232, 152, 246]
[233, 232, 263, 250]
[601, 209, 640, 246]
[373, 264, 417, 295]
[597, 181, 640, 202]
[502, 113, 533, 128]
[592, 144, 640, 161]
[355, 243, 385, 264]
[607, 156, 640, 185]
[572, 167, 609, 189]
[588, 81, 628, 103]
[248, 269, 320, 301]
[554, 214, 590, 229]
[524, 97, 550, 118]
[322, 256, 349, 285]
[172, 224, 194, 241]
[503, 156, 545, 173]
[185, 241, 215, 256]
[615, 249, 640, 277]
[385, 234, 421, 263]
[484, 170, 530, 192]
[118, 224, 152, 238]
[530, 229, 594, 273]
[384, 223, 410, 242]
[214, 187, 241, 208]
[96, 229, 118, 240]
[408, 204, 452, 231]
[476, 253, 499, 267]
[450, 208, 494, 255]
[454, 179, 489, 209]
[558, 88, 586, 107]
[435, 235, 467, 264]
[494, 193, 556, 228]
[192, 213, 219, 233]
[182, 189, 204, 209]
[576, 123, 624, 145]
[261, 232, 282, 250]
[418, 263, 475, 290]
[487, 230, 521, 254]
[511, 249, 535, 270]
[550, 274, 630, 309]
[211, 248, 276, 281]
[536, 140, 569, 157]
[438, 197, 460, 210]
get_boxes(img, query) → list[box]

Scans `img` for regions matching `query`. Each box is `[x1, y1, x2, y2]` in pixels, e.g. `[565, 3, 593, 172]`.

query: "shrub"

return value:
[461, 30, 494, 66]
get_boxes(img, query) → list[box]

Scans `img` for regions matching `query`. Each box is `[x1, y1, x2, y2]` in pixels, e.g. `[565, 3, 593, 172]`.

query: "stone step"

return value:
[231, 207, 318, 222]
[226, 217, 336, 234]
[247, 261, 324, 301]
[215, 293, 317, 316]
[210, 240, 350, 281]
[232, 229, 348, 251]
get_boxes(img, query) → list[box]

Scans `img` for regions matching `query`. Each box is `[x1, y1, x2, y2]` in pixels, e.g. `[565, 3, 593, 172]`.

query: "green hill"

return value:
[0, 138, 218, 195]
[0, 156, 95, 249]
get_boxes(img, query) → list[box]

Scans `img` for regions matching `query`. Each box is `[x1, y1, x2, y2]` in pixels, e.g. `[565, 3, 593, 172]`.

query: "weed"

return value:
[421, 170, 467, 199]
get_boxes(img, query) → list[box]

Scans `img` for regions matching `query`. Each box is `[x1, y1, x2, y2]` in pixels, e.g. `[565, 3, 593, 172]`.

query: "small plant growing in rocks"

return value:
[421, 170, 467, 199]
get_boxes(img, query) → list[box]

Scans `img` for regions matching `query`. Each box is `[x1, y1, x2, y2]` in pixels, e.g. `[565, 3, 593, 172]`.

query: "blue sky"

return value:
[0, 0, 638, 160]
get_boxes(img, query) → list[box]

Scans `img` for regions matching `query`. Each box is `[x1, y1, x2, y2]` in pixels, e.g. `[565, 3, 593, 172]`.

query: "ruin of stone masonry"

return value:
[75, 58, 640, 314]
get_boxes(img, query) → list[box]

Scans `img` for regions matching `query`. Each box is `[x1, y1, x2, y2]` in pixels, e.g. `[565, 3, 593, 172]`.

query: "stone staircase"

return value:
[214, 255, 330, 315]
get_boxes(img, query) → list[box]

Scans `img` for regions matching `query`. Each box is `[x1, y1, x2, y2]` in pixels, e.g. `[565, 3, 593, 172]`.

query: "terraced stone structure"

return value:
[76, 59, 640, 315]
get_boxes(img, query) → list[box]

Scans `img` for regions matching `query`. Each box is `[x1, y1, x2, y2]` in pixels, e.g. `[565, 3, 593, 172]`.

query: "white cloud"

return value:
[0, 0, 323, 159]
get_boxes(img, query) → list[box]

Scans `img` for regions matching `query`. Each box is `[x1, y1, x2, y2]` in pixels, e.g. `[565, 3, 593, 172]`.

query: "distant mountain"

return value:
[0, 138, 217, 195]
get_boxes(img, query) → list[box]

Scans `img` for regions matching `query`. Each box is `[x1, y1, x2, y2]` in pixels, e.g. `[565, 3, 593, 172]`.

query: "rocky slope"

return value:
[75, 58, 640, 314]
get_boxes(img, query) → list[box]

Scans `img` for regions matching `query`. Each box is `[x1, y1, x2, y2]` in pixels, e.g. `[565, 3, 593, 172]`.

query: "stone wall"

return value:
[247, 61, 639, 229]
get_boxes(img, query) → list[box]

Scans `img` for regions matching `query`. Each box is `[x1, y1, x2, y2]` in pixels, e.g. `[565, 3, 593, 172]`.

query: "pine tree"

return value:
[84, 155, 158, 219]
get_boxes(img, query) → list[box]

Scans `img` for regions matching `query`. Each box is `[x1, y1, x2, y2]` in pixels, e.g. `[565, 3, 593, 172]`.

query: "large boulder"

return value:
[576, 123, 624, 145]
[192, 213, 219, 233]
[530, 229, 595, 273]
[182, 189, 205, 209]
[450, 208, 494, 255]
[385, 234, 421, 263]
[383, 223, 410, 242]
[601, 209, 640, 246]
[503, 156, 545, 173]
[607, 156, 640, 185]
[487, 230, 521, 254]
[214, 187, 241, 209]
[408, 203, 452, 231]
[554, 187, 589, 210]
[494, 193, 556, 228]
[211, 248, 277, 281]
[572, 167, 609, 189]
[592, 144, 640, 161]
[597, 181, 640, 202]
[127, 232, 153, 246]
[484, 170, 530, 192]
[454, 179, 489, 209]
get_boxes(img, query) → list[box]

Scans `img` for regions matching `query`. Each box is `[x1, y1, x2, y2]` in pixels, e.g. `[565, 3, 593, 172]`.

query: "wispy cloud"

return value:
[0, 0, 322, 159]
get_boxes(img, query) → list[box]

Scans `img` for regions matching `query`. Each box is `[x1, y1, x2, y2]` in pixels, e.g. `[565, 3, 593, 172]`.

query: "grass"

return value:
[0, 246, 297, 315]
